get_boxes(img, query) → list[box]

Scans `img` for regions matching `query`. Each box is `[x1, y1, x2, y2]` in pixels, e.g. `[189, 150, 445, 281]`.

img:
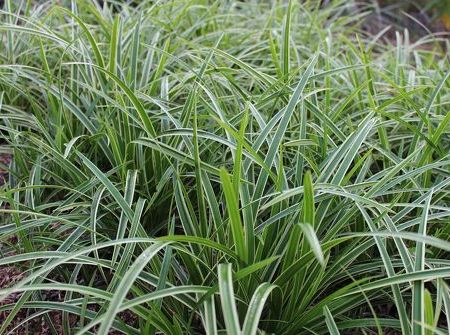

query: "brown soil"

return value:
[0, 153, 11, 186]
[0, 265, 138, 334]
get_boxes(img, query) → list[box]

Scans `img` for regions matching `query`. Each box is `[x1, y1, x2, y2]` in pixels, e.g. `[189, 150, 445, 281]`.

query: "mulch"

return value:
[0, 153, 11, 186]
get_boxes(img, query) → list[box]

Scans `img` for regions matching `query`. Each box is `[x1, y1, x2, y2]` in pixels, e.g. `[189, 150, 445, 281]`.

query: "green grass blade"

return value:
[97, 242, 170, 335]
[242, 283, 276, 335]
[218, 264, 241, 335]
[323, 306, 341, 335]
[220, 168, 247, 264]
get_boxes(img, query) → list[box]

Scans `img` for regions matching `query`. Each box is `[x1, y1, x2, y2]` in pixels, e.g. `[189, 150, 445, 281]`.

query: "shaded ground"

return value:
[362, 1, 450, 46]
[0, 153, 11, 186]
[0, 264, 138, 334]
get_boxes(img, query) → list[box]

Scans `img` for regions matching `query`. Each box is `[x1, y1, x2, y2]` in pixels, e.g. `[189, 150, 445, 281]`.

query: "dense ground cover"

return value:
[0, 0, 450, 334]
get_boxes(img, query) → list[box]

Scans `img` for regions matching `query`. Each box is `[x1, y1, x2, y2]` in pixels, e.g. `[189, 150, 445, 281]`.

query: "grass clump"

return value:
[0, 0, 450, 334]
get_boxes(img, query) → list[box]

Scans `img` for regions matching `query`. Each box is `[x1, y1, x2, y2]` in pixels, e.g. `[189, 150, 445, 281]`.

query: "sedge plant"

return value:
[0, 0, 450, 334]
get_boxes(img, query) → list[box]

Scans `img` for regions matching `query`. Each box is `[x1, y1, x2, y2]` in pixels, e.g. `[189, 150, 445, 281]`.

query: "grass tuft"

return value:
[0, 0, 449, 334]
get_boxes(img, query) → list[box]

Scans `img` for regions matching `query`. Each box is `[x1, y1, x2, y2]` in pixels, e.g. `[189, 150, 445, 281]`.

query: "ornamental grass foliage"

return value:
[0, 0, 450, 334]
